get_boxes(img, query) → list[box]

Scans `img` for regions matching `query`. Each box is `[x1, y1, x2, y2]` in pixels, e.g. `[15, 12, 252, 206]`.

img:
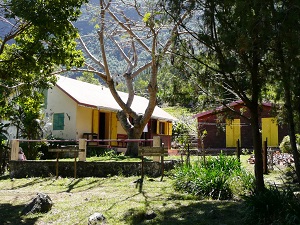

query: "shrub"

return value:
[279, 134, 300, 153]
[242, 186, 300, 225]
[171, 153, 254, 200]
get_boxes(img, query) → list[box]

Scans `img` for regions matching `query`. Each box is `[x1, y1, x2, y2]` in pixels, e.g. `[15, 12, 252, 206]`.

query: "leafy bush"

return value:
[279, 134, 300, 153]
[0, 123, 9, 174]
[171, 153, 254, 200]
[87, 146, 116, 157]
[242, 186, 300, 225]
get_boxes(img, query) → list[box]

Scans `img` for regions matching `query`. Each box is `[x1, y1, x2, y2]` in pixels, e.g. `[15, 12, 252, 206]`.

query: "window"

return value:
[53, 113, 64, 130]
[156, 121, 166, 134]
[160, 122, 165, 134]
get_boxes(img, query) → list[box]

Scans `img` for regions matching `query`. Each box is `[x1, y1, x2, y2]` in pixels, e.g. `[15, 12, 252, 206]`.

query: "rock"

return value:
[144, 210, 157, 220]
[294, 191, 300, 200]
[22, 193, 52, 215]
[88, 212, 107, 225]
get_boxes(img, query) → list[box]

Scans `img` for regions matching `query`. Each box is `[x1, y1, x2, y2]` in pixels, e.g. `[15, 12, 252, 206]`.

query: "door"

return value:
[226, 119, 241, 147]
[111, 112, 118, 146]
[99, 112, 106, 144]
[92, 109, 99, 135]
[262, 118, 278, 147]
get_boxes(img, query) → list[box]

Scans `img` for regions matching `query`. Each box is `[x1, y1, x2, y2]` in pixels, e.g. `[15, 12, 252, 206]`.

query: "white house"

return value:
[44, 75, 177, 148]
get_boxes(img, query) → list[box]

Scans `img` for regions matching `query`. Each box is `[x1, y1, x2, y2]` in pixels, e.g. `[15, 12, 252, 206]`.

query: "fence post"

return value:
[263, 138, 268, 174]
[236, 139, 240, 162]
[10, 139, 19, 161]
[153, 136, 161, 162]
[186, 143, 190, 166]
[78, 139, 87, 161]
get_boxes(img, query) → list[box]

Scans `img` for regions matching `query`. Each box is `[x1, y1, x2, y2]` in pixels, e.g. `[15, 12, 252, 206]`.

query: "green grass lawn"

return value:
[0, 154, 296, 225]
[0, 175, 246, 225]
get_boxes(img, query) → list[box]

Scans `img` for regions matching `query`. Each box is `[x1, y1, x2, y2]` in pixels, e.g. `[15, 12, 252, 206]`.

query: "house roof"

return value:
[55, 76, 177, 121]
[194, 100, 273, 119]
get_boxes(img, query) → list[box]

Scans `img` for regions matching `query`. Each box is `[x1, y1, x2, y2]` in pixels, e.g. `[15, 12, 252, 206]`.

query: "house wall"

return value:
[45, 86, 175, 146]
[198, 115, 226, 149]
[45, 86, 77, 140]
[197, 105, 288, 149]
[76, 106, 93, 139]
[117, 120, 127, 134]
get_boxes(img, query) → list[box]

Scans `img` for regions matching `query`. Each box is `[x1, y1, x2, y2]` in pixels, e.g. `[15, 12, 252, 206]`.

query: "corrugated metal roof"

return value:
[55, 76, 177, 121]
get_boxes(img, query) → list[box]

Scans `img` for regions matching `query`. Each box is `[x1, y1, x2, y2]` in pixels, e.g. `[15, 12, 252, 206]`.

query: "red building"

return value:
[194, 101, 288, 149]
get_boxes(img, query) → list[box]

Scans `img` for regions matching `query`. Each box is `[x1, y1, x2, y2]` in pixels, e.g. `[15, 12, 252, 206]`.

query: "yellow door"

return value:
[110, 112, 118, 146]
[262, 118, 278, 147]
[92, 109, 99, 134]
[226, 119, 241, 147]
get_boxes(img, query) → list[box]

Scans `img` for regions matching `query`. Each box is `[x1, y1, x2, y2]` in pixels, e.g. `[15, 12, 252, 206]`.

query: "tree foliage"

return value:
[268, 1, 300, 182]
[162, 0, 288, 191]
[0, 0, 87, 120]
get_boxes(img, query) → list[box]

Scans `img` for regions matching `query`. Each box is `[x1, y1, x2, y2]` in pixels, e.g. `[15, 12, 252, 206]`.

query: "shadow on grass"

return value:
[7, 177, 50, 190]
[124, 195, 245, 225]
[0, 174, 10, 180]
[65, 178, 106, 193]
[0, 203, 40, 225]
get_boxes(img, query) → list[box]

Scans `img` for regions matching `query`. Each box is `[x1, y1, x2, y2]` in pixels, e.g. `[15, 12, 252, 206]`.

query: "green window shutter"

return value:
[53, 113, 64, 130]
[42, 89, 48, 109]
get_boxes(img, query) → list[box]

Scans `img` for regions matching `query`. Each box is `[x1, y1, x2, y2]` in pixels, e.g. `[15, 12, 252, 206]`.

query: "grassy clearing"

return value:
[0, 154, 297, 225]
[0, 175, 245, 225]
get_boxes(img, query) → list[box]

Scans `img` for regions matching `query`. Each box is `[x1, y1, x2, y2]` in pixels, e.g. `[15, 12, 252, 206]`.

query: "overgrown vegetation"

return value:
[279, 134, 300, 154]
[242, 186, 300, 225]
[171, 154, 255, 200]
[0, 122, 9, 174]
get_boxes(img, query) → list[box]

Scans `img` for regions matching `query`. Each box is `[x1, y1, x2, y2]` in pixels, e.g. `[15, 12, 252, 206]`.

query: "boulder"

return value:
[144, 210, 157, 220]
[22, 193, 52, 215]
[88, 212, 107, 225]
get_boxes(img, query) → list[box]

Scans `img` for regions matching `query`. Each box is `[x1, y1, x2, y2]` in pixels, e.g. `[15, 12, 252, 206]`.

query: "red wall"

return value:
[197, 104, 288, 149]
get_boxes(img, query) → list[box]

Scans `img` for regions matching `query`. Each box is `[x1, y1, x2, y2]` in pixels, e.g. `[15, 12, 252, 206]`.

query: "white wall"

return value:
[45, 86, 77, 140]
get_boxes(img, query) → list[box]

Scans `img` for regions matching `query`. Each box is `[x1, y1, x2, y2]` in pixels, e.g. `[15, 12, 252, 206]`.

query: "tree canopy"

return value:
[0, 0, 87, 119]
[0, 0, 87, 135]
[161, 0, 300, 191]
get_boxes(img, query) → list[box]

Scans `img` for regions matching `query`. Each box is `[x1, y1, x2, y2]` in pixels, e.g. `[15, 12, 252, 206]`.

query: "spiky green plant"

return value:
[171, 153, 254, 200]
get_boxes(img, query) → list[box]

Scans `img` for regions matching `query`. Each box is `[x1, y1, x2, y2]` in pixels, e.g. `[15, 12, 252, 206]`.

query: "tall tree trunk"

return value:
[283, 83, 300, 184]
[250, 107, 265, 192]
[117, 111, 145, 157]
[125, 128, 143, 157]
[276, 32, 300, 184]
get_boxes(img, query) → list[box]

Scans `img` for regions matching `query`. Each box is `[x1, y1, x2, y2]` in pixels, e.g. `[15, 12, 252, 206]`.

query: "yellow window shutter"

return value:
[156, 121, 160, 134]
[168, 122, 173, 135]
[163, 122, 167, 134]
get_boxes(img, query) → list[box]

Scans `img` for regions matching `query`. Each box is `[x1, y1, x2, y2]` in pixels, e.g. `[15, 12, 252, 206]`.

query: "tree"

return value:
[76, 72, 101, 85]
[57, 0, 185, 157]
[0, 0, 87, 121]
[162, 0, 280, 192]
[156, 65, 203, 109]
[269, 1, 300, 183]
